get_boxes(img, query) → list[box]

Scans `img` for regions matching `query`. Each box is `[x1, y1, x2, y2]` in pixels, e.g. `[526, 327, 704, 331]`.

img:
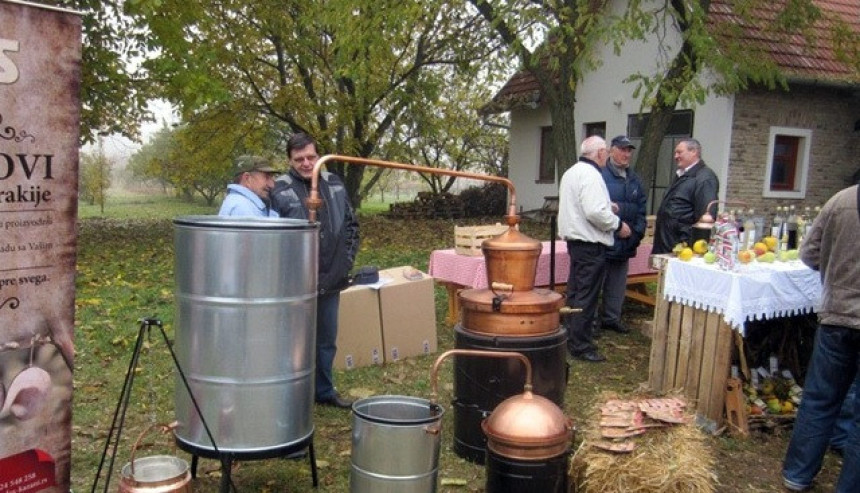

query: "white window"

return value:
[762, 127, 811, 199]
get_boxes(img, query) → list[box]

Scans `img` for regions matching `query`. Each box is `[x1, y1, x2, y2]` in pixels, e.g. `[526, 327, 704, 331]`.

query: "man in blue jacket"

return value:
[218, 155, 280, 217]
[597, 136, 647, 335]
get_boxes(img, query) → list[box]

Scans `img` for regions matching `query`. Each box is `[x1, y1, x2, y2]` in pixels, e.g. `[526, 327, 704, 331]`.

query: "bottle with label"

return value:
[771, 206, 785, 239]
[744, 208, 757, 249]
[786, 205, 798, 249]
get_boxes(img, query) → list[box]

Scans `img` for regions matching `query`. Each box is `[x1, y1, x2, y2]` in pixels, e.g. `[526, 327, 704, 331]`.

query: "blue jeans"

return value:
[782, 324, 860, 492]
[831, 374, 859, 453]
[315, 292, 340, 401]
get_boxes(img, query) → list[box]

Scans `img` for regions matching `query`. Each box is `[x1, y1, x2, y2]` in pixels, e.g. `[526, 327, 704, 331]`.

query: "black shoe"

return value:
[316, 393, 354, 409]
[571, 351, 606, 362]
[604, 322, 631, 334]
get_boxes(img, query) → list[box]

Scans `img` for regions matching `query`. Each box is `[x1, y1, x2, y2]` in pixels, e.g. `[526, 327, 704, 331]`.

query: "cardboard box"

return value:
[335, 284, 384, 370]
[377, 266, 438, 362]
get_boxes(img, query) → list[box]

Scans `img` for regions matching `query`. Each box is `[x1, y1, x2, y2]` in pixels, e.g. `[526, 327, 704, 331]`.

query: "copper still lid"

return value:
[481, 227, 542, 253]
[481, 391, 573, 460]
[458, 288, 563, 336]
[481, 228, 542, 291]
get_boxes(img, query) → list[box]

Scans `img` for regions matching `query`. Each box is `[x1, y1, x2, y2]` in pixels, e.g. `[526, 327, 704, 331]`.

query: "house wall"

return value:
[507, 0, 736, 213]
[728, 87, 860, 216]
[508, 107, 553, 214]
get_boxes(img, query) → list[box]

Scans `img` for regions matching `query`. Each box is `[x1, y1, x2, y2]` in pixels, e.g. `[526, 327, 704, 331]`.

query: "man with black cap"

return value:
[218, 155, 280, 217]
[596, 136, 647, 336]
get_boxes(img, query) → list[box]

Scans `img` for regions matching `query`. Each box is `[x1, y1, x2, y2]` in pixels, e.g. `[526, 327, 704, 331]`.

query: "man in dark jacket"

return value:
[652, 139, 719, 254]
[597, 136, 647, 335]
[270, 133, 360, 409]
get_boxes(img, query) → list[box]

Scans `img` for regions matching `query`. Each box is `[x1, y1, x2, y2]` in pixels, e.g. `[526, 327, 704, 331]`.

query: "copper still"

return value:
[458, 217, 565, 337]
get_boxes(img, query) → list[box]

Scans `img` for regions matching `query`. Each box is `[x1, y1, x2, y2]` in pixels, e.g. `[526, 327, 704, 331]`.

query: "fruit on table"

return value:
[786, 249, 799, 260]
[693, 239, 709, 254]
[758, 251, 776, 263]
[703, 251, 717, 264]
[766, 398, 783, 414]
[678, 247, 694, 261]
[753, 242, 768, 257]
[781, 401, 795, 413]
[737, 250, 754, 264]
[672, 242, 687, 255]
[763, 236, 778, 251]
[778, 251, 792, 262]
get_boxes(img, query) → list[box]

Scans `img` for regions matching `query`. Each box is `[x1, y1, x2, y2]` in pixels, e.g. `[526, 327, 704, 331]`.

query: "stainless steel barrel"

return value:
[173, 216, 318, 453]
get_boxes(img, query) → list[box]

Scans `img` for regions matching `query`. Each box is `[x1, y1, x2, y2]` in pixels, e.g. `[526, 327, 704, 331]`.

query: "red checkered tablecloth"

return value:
[429, 241, 655, 289]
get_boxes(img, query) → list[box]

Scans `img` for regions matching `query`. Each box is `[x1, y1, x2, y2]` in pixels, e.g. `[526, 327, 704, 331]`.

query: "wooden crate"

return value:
[648, 262, 734, 428]
[454, 223, 509, 256]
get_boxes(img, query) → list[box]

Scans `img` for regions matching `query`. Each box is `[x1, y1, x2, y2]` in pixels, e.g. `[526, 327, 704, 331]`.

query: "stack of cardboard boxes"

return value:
[334, 266, 437, 370]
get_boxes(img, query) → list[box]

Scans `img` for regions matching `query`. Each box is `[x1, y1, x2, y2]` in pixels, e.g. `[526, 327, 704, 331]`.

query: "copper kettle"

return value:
[118, 422, 192, 493]
[431, 350, 573, 460]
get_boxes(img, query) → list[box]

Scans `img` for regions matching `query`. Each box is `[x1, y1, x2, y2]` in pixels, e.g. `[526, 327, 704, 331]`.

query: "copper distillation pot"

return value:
[304, 154, 566, 337]
[432, 350, 574, 492]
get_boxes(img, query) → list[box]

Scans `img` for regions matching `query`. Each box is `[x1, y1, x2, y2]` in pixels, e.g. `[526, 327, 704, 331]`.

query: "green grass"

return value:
[71, 193, 843, 492]
[77, 190, 216, 219]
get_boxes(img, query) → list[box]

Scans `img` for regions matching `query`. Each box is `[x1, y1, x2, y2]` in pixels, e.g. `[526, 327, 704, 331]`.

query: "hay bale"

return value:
[569, 395, 716, 493]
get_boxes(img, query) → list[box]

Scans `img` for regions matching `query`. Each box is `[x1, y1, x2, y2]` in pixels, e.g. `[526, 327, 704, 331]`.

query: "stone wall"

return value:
[727, 86, 860, 221]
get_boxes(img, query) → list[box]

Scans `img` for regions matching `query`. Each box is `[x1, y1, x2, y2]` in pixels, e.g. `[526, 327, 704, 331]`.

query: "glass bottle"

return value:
[771, 206, 784, 239]
[786, 205, 798, 250]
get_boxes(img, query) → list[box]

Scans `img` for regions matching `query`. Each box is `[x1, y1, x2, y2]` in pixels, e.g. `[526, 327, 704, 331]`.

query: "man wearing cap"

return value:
[271, 133, 360, 409]
[559, 135, 631, 363]
[218, 155, 280, 217]
[596, 136, 647, 336]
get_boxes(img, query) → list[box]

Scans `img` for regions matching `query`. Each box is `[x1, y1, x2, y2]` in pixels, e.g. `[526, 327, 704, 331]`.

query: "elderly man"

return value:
[218, 155, 280, 217]
[597, 136, 647, 336]
[558, 135, 630, 362]
[781, 184, 860, 492]
[652, 139, 719, 254]
[270, 133, 360, 409]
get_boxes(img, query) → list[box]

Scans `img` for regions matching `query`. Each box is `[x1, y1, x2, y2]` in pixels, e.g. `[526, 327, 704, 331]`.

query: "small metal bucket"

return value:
[118, 423, 192, 493]
[350, 395, 443, 493]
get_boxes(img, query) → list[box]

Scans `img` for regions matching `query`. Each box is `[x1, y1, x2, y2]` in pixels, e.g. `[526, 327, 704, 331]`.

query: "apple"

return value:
[778, 251, 792, 262]
[737, 250, 753, 264]
[753, 242, 768, 257]
[758, 251, 776, 263]
[703, 251, 717, 264]
[786, 249, 799, 260]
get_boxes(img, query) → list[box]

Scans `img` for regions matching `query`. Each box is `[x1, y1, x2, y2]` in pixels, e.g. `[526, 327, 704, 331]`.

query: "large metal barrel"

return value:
[173, 216, 318, 453]
[452, 325, 567, 463]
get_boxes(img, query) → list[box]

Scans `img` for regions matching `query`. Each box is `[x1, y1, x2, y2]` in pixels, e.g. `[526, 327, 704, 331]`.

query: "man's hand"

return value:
[618, 222, 632, 238]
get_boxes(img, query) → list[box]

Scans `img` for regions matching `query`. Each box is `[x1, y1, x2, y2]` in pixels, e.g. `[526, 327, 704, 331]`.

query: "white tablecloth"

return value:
[662, 257, 822, 336]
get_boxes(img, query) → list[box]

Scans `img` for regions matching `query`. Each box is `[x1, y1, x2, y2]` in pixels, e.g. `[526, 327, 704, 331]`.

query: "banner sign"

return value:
[1, 1, 82, 491]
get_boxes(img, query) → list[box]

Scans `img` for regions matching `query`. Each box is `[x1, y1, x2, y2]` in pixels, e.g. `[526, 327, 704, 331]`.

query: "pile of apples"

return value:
[737, 236, 800, 264]
[744, 371, 803, 416]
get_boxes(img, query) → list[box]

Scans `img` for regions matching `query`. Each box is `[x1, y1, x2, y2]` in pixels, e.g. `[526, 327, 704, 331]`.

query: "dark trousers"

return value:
[565, 240, 607, 356]
[782, 324, 860, 492]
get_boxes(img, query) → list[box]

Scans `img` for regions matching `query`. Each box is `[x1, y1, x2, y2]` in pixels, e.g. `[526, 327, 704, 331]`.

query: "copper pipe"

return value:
[429, 349, 532, 405]
[306, 154, 518, 225]
[693, 200, 748, 230]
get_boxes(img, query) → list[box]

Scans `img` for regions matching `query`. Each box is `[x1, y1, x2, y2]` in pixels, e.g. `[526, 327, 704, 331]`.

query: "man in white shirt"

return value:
[558, 135, 630, 362]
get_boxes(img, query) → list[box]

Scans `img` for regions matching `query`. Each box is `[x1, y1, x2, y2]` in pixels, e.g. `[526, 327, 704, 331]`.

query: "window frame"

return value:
[762, 126, 812, 199]
[537, 126, 555, 183]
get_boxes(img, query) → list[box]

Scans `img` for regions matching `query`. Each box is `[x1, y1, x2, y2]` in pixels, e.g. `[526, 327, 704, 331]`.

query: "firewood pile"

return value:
[387, 192, 465, 219]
